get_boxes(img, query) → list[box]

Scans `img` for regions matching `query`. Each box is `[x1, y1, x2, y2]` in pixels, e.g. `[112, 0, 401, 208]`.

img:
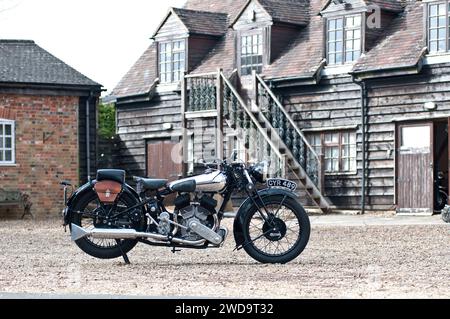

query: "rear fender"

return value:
[233, 188, 298, 248]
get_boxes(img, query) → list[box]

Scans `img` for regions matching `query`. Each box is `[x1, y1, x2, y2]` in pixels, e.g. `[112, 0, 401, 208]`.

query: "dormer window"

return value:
[427, 2, 450, 53]
[159, 40, 186, 83]
[326, 14, 362, 65]
[240, 32, 263, 75]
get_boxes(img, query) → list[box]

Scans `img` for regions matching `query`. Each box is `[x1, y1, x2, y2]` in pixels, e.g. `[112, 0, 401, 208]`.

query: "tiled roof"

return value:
[0, 40, 100, 87]
[263, 0, 325, 79]
[232, 0, 310, 26]
[352, 1, 425, 74]
[172, 8, 228, 37]
[185, 0, 249, 22]
[111, 43, 157, 98]
[366, 0, 405, 12]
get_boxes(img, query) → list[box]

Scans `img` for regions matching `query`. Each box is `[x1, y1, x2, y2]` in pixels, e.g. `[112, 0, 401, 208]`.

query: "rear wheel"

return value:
[241, 195, 310, 264]
[70, 190, 142, 259]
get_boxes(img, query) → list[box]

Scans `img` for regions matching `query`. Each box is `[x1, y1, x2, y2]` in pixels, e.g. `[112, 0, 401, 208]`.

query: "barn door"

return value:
[146, 139, 182, 182]
[397, 123, 434, 214]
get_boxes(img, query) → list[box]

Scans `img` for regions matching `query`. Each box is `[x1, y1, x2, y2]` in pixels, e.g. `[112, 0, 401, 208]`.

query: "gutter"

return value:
[351, 76, 367, 215]
[86, 92, 93, 182]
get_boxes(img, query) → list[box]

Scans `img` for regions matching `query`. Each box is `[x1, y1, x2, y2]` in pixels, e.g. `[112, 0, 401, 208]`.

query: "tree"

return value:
[98, 103, 116, 139]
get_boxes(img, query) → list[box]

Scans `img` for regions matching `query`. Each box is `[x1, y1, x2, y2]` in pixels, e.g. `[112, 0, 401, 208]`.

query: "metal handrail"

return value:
[255, 73, 321, 162]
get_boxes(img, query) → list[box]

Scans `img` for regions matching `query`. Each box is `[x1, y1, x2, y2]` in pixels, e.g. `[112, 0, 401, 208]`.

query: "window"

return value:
[0, 120, 15, 165]
[428, 2, 450, 52]
[159, 40, 186, 83]
[307, 131, 357, 174]
[327, 15, 362, 65]
[241, 33, 263, 75]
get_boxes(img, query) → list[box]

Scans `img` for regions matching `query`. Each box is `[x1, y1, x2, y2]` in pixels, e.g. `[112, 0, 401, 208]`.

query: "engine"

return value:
[174, 194, 218, 241]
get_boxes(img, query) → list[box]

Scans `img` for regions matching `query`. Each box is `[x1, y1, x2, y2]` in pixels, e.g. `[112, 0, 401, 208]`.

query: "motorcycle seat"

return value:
[135, 178, 168, 190]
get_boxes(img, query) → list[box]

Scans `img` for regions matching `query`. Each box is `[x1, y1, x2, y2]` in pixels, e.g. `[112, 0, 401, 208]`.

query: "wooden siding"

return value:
[154, 13, 189, 41]
[116, 91, 182, 179]
[278, 75, 364, 209]
[233, 0, 272, 31]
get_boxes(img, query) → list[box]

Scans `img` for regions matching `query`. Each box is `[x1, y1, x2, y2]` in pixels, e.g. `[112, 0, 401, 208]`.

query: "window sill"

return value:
[423, 53, 450, 65]
[0, 163, 17, 167]
[321, 64, 354, 76]
[325, 171, 358, 177]
[156, 82, 181, 93]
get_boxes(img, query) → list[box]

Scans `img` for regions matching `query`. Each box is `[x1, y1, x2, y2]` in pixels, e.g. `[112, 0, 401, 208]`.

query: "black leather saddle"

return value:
[97, 169, 126, 184]
[134, 177, 168, 190]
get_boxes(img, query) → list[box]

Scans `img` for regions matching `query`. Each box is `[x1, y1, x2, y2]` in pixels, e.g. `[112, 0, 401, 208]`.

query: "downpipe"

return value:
[71, 224, 208, 246]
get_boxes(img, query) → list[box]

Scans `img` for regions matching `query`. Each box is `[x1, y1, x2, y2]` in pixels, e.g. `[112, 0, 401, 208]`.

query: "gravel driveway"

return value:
[0, 217, 448, 298]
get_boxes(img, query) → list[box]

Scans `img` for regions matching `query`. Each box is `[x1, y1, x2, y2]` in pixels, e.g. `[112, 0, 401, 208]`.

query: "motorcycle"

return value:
[434, 170, 448, 212]
[61, 152, 311, 264]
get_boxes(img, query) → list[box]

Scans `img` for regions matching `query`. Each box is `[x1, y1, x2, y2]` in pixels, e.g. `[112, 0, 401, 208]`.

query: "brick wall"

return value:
[0, 94, 79, 218]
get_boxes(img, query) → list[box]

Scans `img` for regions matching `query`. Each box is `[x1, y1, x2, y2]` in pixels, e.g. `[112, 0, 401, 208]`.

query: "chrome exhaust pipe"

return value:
[71, 224, 207, 246]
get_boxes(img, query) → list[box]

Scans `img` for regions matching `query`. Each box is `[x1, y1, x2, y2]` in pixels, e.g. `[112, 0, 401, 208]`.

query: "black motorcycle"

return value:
[435, 170, 448, 212]
[62, 152, 311, 264]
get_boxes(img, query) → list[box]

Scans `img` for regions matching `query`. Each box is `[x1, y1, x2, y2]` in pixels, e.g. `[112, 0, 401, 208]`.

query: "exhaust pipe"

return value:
[71, 224, 221, 246]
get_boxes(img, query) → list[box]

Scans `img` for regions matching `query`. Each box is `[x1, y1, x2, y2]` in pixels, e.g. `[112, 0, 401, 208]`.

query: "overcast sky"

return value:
[0, 0, 187, 95]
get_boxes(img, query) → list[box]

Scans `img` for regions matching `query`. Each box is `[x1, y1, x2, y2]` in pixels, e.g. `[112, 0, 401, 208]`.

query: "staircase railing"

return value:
[220, 71, 286, 177]
[254, 72, 324, 191]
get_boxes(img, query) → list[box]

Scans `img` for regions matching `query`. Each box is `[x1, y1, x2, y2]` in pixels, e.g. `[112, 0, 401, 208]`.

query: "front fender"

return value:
[233, 188, 299, 248]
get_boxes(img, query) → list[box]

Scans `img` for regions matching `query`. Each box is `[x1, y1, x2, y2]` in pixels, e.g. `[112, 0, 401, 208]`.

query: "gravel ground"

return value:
[0, 218, 449, 299]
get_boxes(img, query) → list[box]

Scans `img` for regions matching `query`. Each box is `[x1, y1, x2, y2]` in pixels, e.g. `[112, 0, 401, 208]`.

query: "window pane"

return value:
[0, 125, 3, 136]
[5, 137, 11, 148]
[439, 39, 446, 51]
[5, 150, 11, 161]
[0, 151, 3, 161]
[335, 53, 343, 64]
[0, 138, 3, 148]
[336, 18, 343, 29]
[5, 124, 11, 135]
[430, 40, 438, 52]
[401, 126, 430, 149]
[430, 4, 438, 16]
[430, 17, 438, 28]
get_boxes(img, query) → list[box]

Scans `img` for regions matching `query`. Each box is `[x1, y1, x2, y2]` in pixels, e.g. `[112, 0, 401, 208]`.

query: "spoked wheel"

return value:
[242, 195, 310, 264]
[70, 190, 142, 259]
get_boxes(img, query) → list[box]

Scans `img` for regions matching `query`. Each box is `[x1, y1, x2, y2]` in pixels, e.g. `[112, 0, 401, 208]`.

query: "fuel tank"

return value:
[169, 171, 227, 193]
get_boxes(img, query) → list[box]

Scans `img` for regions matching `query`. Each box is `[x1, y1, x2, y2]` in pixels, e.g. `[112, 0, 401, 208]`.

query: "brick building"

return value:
[0, 40, 102, 218]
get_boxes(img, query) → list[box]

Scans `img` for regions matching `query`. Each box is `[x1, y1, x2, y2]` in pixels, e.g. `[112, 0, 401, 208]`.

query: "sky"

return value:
[0, 0, 187, 95]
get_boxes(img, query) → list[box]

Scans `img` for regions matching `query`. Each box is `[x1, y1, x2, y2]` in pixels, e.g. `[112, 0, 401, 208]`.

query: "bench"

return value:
[0, 189, 33, 219]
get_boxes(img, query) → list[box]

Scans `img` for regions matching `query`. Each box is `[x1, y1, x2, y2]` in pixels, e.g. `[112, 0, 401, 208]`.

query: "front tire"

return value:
[70, 190, 141, 260]
[241, 195, 311, 264]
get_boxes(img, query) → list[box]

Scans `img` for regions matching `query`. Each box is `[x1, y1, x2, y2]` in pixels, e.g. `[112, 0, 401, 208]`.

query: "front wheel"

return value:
[241, 195, 310, 264]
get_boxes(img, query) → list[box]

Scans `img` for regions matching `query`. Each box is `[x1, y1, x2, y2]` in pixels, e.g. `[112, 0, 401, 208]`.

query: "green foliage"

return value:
[98, 103, 116, 139]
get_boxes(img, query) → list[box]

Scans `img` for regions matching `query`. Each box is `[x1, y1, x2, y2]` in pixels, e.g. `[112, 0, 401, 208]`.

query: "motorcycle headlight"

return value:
[251, 161, 269, 183]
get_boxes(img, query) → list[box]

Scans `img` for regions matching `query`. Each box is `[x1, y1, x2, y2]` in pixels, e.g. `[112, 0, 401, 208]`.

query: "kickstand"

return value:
[115, 239, 131, 265]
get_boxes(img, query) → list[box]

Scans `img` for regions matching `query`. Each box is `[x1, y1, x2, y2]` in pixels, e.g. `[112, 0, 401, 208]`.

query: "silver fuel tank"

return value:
[169, 171, 227, 193]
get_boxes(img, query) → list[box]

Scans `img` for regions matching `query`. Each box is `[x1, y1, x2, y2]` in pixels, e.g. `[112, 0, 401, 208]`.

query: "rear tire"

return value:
[70, 190, 140, 260]
[241, 195, 310, 264]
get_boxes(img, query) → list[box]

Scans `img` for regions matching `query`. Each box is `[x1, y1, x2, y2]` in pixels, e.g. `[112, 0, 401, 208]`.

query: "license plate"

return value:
[267, 178, 297, 192]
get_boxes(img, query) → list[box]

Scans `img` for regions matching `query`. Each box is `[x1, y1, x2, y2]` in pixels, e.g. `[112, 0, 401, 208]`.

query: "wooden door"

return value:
[397, 123, 434, 214]
[146, 139, 182, 182]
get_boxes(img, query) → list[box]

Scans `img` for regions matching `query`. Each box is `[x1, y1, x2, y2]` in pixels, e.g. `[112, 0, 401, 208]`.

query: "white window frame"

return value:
[326, 14, 362, 66]
[158, 39, 186, 84]
[0, 119, 15, 165]
[426, 1, 450, 53]
[240, 31, 264, 76]
[308, 130, 357, 175]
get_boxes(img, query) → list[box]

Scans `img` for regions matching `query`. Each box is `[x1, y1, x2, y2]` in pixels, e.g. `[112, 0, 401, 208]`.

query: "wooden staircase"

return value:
[183, 70, 332, 213]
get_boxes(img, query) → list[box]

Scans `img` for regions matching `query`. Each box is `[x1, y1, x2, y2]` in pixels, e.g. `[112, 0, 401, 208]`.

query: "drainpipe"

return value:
[86, 92, 92, 182]
[352, 76, 367, 214]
